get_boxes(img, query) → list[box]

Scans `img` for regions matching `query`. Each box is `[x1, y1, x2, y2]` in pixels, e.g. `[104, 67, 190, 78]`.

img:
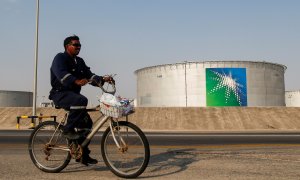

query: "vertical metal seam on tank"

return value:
[184, 61, 187, 107]
[263, 62, 267, 106]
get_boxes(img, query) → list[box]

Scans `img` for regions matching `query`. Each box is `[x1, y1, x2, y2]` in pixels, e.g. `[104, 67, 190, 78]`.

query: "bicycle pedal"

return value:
[69, 143, 83, 159]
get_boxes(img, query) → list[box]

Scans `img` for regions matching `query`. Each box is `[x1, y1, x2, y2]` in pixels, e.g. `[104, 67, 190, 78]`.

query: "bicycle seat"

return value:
[55, 106, 70, 111]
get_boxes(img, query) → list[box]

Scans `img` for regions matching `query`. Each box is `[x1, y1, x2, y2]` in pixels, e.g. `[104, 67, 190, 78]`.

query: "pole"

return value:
[33, 0, 39, 115]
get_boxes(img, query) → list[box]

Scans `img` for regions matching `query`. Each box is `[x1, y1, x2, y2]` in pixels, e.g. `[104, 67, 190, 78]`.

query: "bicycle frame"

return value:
[44, 80, 130, 154]
[48, 113, 68, 145]
[81, 115, 109, 147]
[49, 110, 125, 151]
[81, 115, 127, 150]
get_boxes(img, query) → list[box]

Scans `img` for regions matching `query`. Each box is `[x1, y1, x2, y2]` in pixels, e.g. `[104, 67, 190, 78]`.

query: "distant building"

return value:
[40, 102, 54, 107]
[0, 90, 33, 107]
[285, 91, 300, 107]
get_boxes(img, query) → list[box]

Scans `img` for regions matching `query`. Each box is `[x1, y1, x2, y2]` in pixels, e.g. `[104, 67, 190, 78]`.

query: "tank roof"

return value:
[286, 90, 300, 93]
[0, 90, 32, 93]
[135, 60, 287, 74]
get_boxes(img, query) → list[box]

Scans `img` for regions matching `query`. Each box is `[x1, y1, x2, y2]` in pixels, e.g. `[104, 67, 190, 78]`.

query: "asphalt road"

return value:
[1, 130, 300, 179]
[1, 130, 300, 145]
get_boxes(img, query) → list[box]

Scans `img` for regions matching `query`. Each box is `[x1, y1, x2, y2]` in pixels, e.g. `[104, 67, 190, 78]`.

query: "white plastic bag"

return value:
[99, 93, 121, 106]
[99, 93, 134, 118]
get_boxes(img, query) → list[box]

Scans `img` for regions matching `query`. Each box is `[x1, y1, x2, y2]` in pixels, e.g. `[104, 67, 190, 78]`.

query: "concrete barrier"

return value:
[1, 107, 300, 131]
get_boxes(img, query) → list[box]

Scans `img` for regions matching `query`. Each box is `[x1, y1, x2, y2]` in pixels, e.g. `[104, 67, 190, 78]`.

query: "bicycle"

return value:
[28, 78, 150, 178]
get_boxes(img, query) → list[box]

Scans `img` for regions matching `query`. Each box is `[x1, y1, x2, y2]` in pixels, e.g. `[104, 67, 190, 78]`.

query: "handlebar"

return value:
[90, 74, 116, 95]
[99, 82, 116, 95]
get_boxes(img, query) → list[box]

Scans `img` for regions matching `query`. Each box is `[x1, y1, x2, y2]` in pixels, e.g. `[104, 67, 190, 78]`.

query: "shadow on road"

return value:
[62, 148, 198, 177]
[141, 148, 198, 179]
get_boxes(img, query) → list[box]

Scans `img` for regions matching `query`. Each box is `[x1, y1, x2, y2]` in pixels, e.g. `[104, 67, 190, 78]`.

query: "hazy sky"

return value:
[0, 0, 299, 106]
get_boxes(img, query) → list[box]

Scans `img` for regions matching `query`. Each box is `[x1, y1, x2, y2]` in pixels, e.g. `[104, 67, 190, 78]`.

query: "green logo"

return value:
[206, 68, 247, 106]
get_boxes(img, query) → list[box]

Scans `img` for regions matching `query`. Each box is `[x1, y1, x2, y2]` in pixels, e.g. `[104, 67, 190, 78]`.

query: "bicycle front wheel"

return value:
[101, 121, 150, 178]
[28, 121, 71, 173]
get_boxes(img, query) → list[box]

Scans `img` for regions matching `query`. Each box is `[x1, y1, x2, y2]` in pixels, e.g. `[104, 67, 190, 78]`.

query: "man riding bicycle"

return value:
[49, 35, 114, 166]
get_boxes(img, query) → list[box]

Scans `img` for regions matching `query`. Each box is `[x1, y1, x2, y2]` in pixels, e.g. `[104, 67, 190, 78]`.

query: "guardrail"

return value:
[16, 114, 56, 129]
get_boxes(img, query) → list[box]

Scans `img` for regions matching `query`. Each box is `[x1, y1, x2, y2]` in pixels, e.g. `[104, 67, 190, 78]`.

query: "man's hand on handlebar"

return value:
[103, 76, 115, 85]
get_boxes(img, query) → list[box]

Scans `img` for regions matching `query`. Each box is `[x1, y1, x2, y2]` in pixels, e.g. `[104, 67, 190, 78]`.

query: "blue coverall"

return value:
[49, 52, 103, 133]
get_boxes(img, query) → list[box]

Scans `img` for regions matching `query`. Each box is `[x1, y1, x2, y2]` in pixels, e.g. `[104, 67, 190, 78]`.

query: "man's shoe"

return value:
[62, 131, 80, 140]
[76, 156, 98, 166]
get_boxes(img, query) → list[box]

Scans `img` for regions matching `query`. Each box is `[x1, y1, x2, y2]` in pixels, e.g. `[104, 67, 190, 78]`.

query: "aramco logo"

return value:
[206, 68, 247, 106]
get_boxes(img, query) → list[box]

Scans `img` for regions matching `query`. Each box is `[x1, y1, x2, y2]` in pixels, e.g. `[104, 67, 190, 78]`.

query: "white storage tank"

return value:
[285, 91, 300, 107]
[0, 90, 33, 107]
[135, 61, 286, 107]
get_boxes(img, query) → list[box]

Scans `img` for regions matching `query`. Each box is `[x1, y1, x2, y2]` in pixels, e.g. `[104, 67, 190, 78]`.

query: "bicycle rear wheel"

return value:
[101, 121, 150, 178]
[28, 121, 71, 173]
